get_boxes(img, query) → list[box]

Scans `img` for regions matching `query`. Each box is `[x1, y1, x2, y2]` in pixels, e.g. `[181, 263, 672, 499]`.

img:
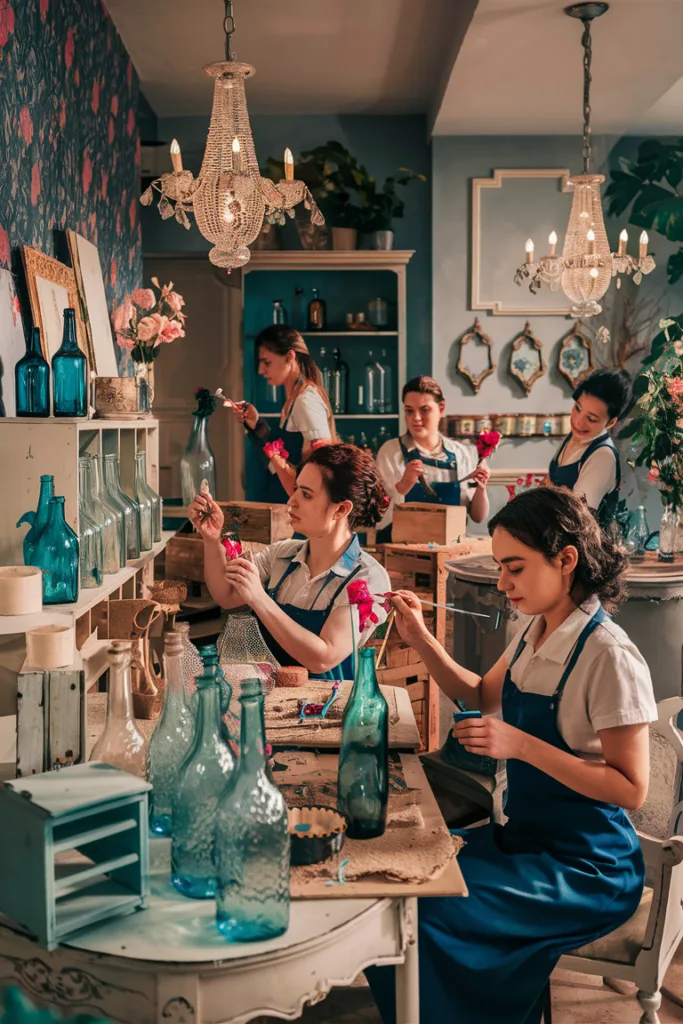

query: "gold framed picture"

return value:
[21, 246, 91, 366]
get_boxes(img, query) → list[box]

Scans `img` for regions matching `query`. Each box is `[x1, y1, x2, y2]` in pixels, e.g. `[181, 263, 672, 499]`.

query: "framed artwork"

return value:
[0, 269, 27, 418]
[471, 168, 572, 316]
[557, 325, 593, 388]
[509, 322, 546, 395]
[67, 230, 118, 377]
[22, 247, 90, 365]
[457, 318, 496, 393]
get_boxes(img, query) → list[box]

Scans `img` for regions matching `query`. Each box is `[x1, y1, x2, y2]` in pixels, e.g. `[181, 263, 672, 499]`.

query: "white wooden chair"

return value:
[555, 697, 683, 1024]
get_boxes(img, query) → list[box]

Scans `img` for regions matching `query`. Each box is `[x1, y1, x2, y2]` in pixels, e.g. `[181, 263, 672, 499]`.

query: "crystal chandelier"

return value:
[140, 0, 324, 271]
[514, 2, 655, 318]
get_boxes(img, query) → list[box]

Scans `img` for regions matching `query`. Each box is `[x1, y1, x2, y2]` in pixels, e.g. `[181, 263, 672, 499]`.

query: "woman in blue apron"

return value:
[549, 368, 631, 528]
[367, 485, 655, 1024]
[188, 444, 390, 680]
[231, 325, 336, 504]
[375, 376, 491, 541]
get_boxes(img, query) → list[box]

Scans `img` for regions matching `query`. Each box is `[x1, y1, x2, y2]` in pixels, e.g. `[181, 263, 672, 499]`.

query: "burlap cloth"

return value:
[264, 683, 399, 744]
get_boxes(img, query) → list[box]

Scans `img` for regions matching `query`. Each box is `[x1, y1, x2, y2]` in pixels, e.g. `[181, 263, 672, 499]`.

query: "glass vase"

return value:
[79, 457, 119, 574]
[135, 450, 162, 544]
[217, 611, 279, 698]
[173, 621, 203, 701]
[337, 646, 388, 839]
[658, 506, 679, 563]
[215, 678, 290, 942]
[146, 633, 196, 837]
[103, 453, 141, 560]
[90, 641, 146, 776]
[171, 659, 236, 899]
[199, 643, 239, 750]
[16, 474, 54, 566]
[15, 327, 50, 417]
[180, 415, 216, 507]
[134, 452, 154, 552]
[32, 497, 79, 604]
[52, 308, 87, 418]
[625, 505, 650, 557]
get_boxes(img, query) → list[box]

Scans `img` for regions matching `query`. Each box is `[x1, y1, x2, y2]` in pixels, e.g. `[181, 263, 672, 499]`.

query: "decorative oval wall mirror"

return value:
[508, 322, 546, 395]
[557, 324, 593, 388]
[457, 318, 496, 393]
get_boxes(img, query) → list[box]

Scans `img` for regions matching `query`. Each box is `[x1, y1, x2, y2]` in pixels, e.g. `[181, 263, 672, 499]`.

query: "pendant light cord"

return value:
[580, 14, 593, 174]
[224, 0, 235, 61]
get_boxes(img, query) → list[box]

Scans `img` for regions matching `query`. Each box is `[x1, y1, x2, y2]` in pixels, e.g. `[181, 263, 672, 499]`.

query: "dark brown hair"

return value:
[300, 443, 390, 528]
[402, 375, 445, 404]
[255, 325, 336, 438]
[488, 485, 628, 611]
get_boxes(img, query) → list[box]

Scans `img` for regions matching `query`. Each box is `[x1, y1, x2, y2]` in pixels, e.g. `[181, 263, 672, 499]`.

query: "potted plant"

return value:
[361, 168, 426, 250]
[298, 142, 369, 250]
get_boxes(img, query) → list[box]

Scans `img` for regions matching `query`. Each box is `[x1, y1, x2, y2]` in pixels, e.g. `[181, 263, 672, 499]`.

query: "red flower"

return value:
[476, 429, 501, 461]
[30, 163, 40, 205]
[39, 0, 48, 21]
[222, 537, 243, 560]
[111, 95, 119, 116]
[110, 258, 116, 286]
[65, 27, 74, 69]
[127, 108, 135, 136]
[378, 493, 391, 514]
[347, 579, 379, 632]
[0, 1, 15, 49]
[19, 106, 33, 145]
[82, 153, 92, 194]
[108, 116, 115, 144]
[264, 438, 289, 461]
[0, 224, 9, 267]
[91, 78, 99, 113]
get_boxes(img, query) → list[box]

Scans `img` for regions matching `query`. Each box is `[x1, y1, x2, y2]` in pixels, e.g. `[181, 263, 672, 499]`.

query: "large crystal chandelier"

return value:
[514, 2, 655, 318]
[140, 0, 324, 271]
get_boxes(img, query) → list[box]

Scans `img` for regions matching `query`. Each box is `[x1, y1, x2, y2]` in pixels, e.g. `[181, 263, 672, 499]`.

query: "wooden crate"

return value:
[220, 501, 293, 544]
[165, 522, 267, 584]
[393, 503, 467, 546]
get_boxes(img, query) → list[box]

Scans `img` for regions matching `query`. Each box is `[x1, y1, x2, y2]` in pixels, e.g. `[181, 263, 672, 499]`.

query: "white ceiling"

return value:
[432, 0, 683, 135]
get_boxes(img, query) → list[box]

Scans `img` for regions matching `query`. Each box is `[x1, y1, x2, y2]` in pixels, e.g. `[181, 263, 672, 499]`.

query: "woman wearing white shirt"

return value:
[375, 376, 491, 540]
[232, 325, 335, 502]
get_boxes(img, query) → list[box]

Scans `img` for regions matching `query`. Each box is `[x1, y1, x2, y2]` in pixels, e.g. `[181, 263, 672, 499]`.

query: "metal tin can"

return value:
[475, 416, 493, 433]
[537, 415, 553, 436]
[459, 417, 475, 436]
[517, 414, 537, 436]
[496, 415, 516, 435]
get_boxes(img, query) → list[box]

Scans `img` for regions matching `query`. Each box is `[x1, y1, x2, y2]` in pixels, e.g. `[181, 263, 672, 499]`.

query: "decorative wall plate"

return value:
[457, 318, 496, 393]
[509, 322, 546, 395]
[557, 324, 593, 388]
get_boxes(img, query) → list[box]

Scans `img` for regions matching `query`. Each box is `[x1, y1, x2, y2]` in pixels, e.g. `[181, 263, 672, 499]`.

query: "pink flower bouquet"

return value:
[112, 277, 187, 369]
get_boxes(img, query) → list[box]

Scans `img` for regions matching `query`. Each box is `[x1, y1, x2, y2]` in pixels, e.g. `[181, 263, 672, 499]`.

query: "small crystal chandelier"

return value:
[514, 2, 655, 318]
[140, 0, 324, 271]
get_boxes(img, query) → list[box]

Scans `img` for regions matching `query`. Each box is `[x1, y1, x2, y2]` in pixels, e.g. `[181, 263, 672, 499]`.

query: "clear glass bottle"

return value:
[319, 346, 332, 401]
[80, 456, 120, 574]
[32, 497, 79, 604]
[90, 642, 146, 775]
[134, 452, 154, 552]
[77, 458, 103, 590]
[16, 474, 54, 566]
[272, 299, 287, 325]
[379, 349, 393, 413]
[135, 450, 162, 544]
[359, 432, 370, 451]
[52, 308, 87, 418]
[307, 287, 326, 330]
[15, 327, 50, 417]
[658, 506, 679, 563]
[337, 646, 388, 839]
[367, 297, 388, 328]
[363, 351, 386, 414]
[215, 678, 290, 942]
[626, 505, 650, 556]
[91, 454, 126, 569]
[173, 621, 203, 702]
[103, 453, 141, 561]
[180, 414, 216, 509]
[330, 348, 348, 415]
[146, 633, 196, 836]
[171, 659, 236, 899]
[293, 287, 305, 332]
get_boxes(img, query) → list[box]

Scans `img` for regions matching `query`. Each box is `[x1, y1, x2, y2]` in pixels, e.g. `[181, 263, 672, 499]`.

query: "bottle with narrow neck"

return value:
[146, 633, 196, 836]
[337, 646, 388, 839]
[135, 450, 162, 543]
[91, 454, 125, 568]
[215, 679, 290, 941]
[32, 497, 79, 604]
[90, 642, 146, 775]
[171, 661, 236, 899]
[15, 327, 50, 417]
[52, 308, 87, 418]
[104, 453, 141, 559]
[16, 474, 54, 565]
[77, 458, 103, 589]
[173, 621, 203, 702]
[198, 643, 238, 750]
[80, 457, 119, 574]
[180, 415, 216, 508]
[134, 452, 154, 552]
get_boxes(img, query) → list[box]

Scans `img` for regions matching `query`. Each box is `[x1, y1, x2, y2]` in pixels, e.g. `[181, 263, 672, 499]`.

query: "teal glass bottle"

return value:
[215, 678, 290, 942]
[134, 452, 154, 552]
[77, 457, 103, 589]
[337, 646, 388, 839]
[103, 453, 141, 559]
[171, 659, 236, 898]
[91, 454, 125, 568]
[15, 327, 50, 417]
[16, 474, 54, 565]
[135, 450, 162, 543]
[146, 632, 196, 837]
[80, 457, 119, 574]
[32, 497, 79, 604]
[52, 308, 87, 418]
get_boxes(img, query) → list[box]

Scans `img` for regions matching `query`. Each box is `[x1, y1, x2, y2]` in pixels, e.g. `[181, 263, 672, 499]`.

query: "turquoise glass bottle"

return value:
[171, 659, 236, 898]
[215, 678, 290, 942]
[146, 633, 196, 837]
[52, 308, 87, 418]
[32, 497, 79, 604]
[103, 453, 141, 560]
[15, 327, 50, 417]
[337, 646, 388, 839]
[16, 474, 54, 565]
[135, 450, 162, 544]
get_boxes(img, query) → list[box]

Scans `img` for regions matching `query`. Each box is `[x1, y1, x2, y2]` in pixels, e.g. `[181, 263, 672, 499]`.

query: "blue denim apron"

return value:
[259, 401, 306, 505]
[398, 436, 462, 506]
[549, 433, 621, 528]
[366, 605, 645, 1024]
[256, 540, 363, 682]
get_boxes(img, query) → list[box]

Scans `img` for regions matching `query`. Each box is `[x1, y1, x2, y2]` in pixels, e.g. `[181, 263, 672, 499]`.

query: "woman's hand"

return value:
[396, 460, 425, 495]
[452, 716, 527, 760]
[471, 462, 491, 488]
[230, 401, 258, 430]
[390, 590, 430, 646]
[188, 493, 224, 542]
[224, 555, 266, 611]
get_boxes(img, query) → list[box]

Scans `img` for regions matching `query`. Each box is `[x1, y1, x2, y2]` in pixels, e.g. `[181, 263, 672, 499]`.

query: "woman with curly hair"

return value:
[367, 485, 656, 1024]
[189, 444, 390, 680]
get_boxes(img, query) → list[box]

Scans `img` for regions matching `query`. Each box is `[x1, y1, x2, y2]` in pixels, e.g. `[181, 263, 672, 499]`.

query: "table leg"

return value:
[395, 896, 419, 1024]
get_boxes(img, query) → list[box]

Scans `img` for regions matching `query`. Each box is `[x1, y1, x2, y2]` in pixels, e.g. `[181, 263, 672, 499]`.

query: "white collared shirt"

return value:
[503, 595, 657, 760]
[253, 536, 390, 645]
[556, 431, 617, 510]
[283, 385, 331, 441]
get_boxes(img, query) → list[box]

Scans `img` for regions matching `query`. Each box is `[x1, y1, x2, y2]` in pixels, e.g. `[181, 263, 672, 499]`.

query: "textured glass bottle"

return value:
[16, 474, 54, 565]
[180, 415, 216, 508]
[659, 506, 679, 563]
[52, 308, 87, 417]
[103, 453, 141, 559]
[77, 458, 103, 590]
[215, 678, 290, 942]
[198, 644, 239, 750]
[217, 612, 279, 697]
[146, 633, 196, 837]
[15, 327, 50, 417]
[134, 452, 154, 552]
[173, 621, 203, 701]
[80, 457, 119, 574]
[135, 450, 162, 543]
[171, 660, 236, 898]
[90, 642, 146, 776]
[32, 497, 79, 604]
[337, 646, 388, 839]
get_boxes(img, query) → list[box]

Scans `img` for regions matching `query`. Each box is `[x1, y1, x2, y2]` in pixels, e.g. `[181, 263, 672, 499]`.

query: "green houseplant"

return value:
[361, 168, 426, 249]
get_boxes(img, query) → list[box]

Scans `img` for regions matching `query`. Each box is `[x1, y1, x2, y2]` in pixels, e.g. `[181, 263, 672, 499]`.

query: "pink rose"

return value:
[137, 313, 167, 343]
[112, 298, 133, 335]
[132, 288, 155, 310]
[648, 466, 660, 483]
[164, 290, 185, 312]
[158, 319, 185, 345]
[116, 334, 135, 351]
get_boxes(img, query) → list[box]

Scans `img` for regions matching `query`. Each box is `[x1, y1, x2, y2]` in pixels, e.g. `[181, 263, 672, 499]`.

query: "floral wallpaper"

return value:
[0, 0, 142, 333]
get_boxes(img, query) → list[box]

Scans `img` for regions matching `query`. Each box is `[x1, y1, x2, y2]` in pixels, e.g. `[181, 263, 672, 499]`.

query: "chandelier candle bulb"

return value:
[639, 231, 649, 259]
[284, 147, 294, 182]
[586, 228, 596, 255]
[548, 231, 558, 257]
[618, 229, 628, 257]
[525, 239, 534, 264]
[170, 139, 183, 174]
[231, 137, 242, 173]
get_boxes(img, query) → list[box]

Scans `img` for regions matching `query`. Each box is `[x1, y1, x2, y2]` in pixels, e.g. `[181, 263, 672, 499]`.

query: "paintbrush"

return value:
[374, 594, 490, 619]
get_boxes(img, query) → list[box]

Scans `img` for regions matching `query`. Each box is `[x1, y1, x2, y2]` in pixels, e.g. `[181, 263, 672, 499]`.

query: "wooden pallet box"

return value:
[393, 503, 467, 546]
[220, 501, 293, 544]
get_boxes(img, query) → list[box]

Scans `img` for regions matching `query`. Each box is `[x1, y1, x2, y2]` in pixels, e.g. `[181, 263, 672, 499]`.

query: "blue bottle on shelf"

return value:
[16, 474, 54, 566]
[32, 496, 79, 604]
[52, 308, 87, 418]
[15, 327, 50, 417]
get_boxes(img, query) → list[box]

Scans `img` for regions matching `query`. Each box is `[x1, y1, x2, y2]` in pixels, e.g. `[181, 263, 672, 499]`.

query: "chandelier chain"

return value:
[223, 0, 235, 61]
[580, 16, 593, 174]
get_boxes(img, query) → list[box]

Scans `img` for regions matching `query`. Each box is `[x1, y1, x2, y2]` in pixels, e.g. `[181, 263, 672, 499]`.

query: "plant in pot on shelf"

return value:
[112, 279, 187, 413]
[361, 168, 426, 250]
